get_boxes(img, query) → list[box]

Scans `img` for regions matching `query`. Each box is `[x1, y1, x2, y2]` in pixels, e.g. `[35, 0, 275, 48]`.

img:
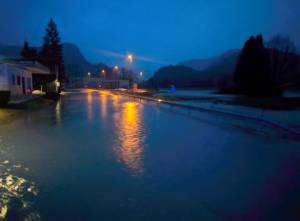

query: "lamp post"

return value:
[101, 69, 106, 78]
[125, 53, 135, 89]
[127, 54, 134, 64]
[86, 72, 91, 88]
[113, 65, 120, 80]
[87, 72, 91, 83]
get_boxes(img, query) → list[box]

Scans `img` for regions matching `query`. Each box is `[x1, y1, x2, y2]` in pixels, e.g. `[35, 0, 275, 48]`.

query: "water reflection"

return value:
[86, 91, 93, 121]
[55, 99, 62, 124]
[99, 91, 108, 119]
[113, 101, 146, 176]
[0, 110, 17, 125]
[112, 94, 120, 109]
[0, 139, 39, 221]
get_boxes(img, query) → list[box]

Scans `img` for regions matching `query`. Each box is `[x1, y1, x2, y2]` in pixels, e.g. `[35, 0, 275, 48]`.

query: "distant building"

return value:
[0, 60, 54, 104]
[84, 77, 130, 89]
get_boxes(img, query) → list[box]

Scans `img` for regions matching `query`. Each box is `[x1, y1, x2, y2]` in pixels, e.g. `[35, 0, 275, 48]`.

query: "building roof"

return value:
[0, 59, 51, 74]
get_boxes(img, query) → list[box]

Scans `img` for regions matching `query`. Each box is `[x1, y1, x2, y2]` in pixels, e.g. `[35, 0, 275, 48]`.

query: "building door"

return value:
[22, 77, 26, 94]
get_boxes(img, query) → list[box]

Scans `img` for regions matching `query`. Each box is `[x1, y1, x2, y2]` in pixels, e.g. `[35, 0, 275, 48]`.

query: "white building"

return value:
[0, 60, 52, 103]
[0, 62, 32, 96]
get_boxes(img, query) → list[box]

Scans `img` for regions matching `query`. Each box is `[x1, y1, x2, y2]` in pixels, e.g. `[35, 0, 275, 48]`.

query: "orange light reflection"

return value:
[114, 101, 145, 175]
[87, 91, 93, 121]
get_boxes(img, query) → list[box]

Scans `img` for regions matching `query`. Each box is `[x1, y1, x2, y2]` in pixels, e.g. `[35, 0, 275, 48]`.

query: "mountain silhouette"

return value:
[151, 48, 300, 89]
[150, 49, 241, 88]
[0, 43, 108, 78]
[62, 43, 90, 65]
[179, 49, 240, 71]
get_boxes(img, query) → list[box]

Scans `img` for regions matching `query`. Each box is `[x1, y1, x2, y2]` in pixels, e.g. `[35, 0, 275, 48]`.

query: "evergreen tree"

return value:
[21, 41, 37, 61]
[266, 35, 297, 85]
[21, 41, 30, 58]
[234, 35, 281, 97]
[39, 18, 65, 82]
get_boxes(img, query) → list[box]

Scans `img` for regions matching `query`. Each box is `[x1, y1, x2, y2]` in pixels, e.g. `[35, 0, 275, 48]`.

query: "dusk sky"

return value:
[1, 0, 299, 75]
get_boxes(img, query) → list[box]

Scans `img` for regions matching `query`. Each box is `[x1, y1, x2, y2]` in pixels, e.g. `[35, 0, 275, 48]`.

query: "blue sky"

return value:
[0, 0, 299, 76]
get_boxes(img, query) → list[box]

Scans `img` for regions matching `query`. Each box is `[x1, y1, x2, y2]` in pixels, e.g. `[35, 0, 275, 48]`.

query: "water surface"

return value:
[0, 89, 299, 221]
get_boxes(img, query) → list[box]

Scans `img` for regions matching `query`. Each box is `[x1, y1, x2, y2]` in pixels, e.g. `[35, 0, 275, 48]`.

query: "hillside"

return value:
[150, 50, 240, 88]
[180, 49, 240, 71]
[61, 43, 108, 78]
[150, 49, 300, 89]
[150, 65, 202, 88]
[62, 43, 89, 65]
[0, 43, 107, 78]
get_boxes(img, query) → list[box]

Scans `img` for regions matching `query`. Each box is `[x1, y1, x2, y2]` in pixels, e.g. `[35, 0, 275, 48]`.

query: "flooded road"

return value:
[0, 89, 299, 221]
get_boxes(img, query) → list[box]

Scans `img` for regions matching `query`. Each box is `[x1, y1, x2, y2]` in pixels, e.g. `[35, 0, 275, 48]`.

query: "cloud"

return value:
[90, 48, 168, 65]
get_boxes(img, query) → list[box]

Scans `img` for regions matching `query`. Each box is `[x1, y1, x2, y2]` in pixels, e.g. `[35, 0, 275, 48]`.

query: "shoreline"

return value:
[113, 89, 300, 139]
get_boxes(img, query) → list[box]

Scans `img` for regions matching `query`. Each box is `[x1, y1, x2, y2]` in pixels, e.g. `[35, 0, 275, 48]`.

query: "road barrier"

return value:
[114, 91, 300, 139]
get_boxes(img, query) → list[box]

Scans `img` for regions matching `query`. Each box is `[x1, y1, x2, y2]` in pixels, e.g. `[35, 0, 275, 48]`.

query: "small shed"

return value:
[0, 60, 33, 96]
[0, 60, 55, 102]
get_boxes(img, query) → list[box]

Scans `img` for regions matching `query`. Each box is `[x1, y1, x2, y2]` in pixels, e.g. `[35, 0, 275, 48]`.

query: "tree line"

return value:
[147, 34, 299, 97]
[21, 18, 65, 82]
[233, 34, 297, 97]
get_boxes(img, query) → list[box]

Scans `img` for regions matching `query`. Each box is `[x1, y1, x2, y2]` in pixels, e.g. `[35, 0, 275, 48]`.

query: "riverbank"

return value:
[113, 89, 300, 138]
[0, 95, 58, 127]
[0, 95, 55, 110]
[2, 88, 300, 138]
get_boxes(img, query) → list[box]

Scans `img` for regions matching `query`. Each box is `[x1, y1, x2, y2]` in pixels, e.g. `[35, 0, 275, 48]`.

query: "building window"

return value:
[17, 76, 21, 86]
[12, 75, 16, 85]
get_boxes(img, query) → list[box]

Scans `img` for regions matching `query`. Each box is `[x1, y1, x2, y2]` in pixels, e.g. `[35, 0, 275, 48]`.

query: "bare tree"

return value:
[266, 35, 297, 86]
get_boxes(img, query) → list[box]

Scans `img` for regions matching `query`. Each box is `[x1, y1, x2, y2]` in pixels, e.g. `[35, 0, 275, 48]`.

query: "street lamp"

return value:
[114, 65, 119, 74]
[101, 69, 106, 77]
[127, 53, 134, 64]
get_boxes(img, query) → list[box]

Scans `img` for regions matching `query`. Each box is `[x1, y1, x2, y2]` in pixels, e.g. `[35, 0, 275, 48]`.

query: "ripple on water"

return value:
[113, 102, 147, 176]
[0, 138, 40, 221]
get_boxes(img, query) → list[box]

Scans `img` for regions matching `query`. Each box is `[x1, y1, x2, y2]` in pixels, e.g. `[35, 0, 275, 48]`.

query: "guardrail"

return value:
[114, 91, 300, 138]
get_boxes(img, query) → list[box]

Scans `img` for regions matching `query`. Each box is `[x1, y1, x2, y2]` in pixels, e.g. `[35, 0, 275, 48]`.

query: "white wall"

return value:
[0, 64, 33, 96]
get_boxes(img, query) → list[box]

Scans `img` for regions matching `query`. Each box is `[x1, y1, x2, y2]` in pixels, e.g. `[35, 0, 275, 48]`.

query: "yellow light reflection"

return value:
[87, 91, 93, 121]
[0, 110, 16, 124]
[0, 152, 39, 220]
[112, 94, 120, 108]
[99, 92, 108, 119]
[114, 101, 145, 175]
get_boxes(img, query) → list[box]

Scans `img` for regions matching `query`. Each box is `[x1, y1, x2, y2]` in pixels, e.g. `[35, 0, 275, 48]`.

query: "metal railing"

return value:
[114, 91, 300, 139]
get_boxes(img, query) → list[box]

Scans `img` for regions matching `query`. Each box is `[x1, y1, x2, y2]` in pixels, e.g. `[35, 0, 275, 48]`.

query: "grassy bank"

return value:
[121, 89, 300, 110]
[3, 96, 56, 110]
[224, 97, 300, 110]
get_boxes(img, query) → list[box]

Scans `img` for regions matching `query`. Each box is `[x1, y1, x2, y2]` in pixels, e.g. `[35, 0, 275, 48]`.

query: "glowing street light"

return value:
[139, 72, 143, 77]
[101, 69, 106, 77]
[114, 65, 119, 71]
[127, 53, 134, 64]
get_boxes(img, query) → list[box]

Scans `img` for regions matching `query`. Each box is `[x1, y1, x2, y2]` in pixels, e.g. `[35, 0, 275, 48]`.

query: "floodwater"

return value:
[0, 89, 299, 221]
